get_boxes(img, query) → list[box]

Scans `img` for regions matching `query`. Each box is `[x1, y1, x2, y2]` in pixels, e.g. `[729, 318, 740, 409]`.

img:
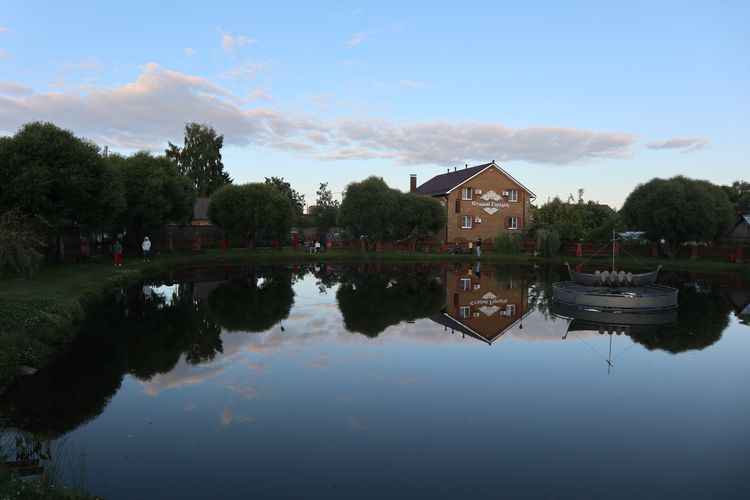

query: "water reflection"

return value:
[0, 264, 748, 499]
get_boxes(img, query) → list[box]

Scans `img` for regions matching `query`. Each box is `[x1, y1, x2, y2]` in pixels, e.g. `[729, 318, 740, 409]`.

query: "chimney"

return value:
[446, 168, 450, 173]
[465, 163, 468, 169]
[410, 174, 417, 193]
[454, 167, 457, 171]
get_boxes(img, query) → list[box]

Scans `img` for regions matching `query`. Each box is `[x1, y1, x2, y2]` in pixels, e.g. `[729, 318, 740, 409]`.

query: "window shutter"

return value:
[455, 199, 461, 213]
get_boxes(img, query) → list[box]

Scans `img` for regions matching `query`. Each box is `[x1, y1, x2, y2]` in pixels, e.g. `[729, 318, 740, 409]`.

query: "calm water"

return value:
[1, 263, 749, 499]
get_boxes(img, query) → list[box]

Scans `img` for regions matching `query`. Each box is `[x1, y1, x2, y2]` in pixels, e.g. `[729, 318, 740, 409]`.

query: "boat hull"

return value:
[552, 281, 678, 312]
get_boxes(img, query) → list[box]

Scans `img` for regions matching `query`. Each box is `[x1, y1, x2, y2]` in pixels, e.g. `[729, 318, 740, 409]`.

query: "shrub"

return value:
[0, 210, 46, 276]
[535, 228, 561, 257]
[494, 233, 523, 254]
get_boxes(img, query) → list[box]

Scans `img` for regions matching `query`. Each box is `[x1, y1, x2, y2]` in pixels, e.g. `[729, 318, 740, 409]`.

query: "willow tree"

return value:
[207, 183, 293, 248]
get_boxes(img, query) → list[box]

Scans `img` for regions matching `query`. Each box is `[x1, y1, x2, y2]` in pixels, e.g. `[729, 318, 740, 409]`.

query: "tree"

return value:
[264, 177, 305, 216]
[338, 176, 401, 249]
[0, 122, 122, 231]
[395, 193, 446, 242]
[313, 182, 340, 236]
[620, 176, 735, 258]
[721, 180, 750, 215]
[108, 152, 195, 241]
[531, 195, 617, 243]
[207, 183, 293, 248]
[166, 122, 232, 196]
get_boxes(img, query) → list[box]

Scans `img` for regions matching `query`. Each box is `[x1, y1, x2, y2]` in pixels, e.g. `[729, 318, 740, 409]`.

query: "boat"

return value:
[552, 231, 678, 313]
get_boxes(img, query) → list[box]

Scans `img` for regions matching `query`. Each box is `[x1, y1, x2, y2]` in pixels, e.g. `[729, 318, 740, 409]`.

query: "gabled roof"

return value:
[415, 161, 536, 198]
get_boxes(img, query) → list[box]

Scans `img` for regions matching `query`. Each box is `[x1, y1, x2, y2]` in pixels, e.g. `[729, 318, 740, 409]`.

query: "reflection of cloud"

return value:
[140, 361, 231, 396]
[184, 403, 197, 412]
[304, 358, 332, 370]
[221, 410, 253, 426]
[343, 415, 368, 432]
[220, 380, 264, 400]
[646, 137, 709, 153]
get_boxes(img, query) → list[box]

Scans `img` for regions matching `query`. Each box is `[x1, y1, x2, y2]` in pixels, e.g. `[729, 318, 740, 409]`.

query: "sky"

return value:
[1, 0, 747, 209]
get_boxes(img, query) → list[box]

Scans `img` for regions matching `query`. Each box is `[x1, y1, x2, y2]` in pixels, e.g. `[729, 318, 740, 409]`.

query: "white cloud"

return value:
[0, 27, 9, 34]
[397, 80, 427, 88]
[220, 59, 265, 80]
[346, 22, 406, 47]
[247, 86, 274, 101]
[646, 136, 709, 153]
[59, 57, 102, 70]
[221, 33, 255, 51]
[0, 81, 32, 96]
[185, 47, 196, 56]
[0, 64, 638, 165]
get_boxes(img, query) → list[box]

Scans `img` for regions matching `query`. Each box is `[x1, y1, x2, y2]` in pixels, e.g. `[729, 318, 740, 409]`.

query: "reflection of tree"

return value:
[0, 282, 223, 437]
[336, 271, 445, 338]
[627, 287, 731, 353]
[528, 264, 561, 319]
[206, 271, 294, 332]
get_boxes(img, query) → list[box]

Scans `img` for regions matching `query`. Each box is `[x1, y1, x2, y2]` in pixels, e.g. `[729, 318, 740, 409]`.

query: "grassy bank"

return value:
[1, 248, 748, 387]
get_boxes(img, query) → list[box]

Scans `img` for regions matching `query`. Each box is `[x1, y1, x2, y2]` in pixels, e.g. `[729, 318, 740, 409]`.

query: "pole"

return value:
[612, 228, 615, 272]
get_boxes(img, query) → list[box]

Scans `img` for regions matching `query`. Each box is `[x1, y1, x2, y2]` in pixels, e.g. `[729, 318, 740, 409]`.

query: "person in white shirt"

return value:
[142, 236, 152, 261]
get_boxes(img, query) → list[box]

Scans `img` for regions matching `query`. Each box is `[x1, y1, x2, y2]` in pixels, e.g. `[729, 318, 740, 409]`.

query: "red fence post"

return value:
[375, 240, 382, 252]
[651, 243, 659, 257]
[360, 239, 366, 251]
[575, 243, 582, 257]
[736, 246, 744, 263]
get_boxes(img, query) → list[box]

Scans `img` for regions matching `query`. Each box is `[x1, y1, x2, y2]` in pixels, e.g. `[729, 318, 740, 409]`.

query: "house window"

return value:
[461, 216, 473, 229]
[506, 304, 516, 316]
[461, 187, 473, 200]
[459, 306, 471, 318]
[508, 189, 518, 202]
[460, 278, 472, 291]
[508, 217, 518, 230]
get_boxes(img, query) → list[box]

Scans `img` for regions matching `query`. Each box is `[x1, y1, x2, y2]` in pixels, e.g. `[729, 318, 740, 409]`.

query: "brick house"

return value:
[412, 161, 535, 244]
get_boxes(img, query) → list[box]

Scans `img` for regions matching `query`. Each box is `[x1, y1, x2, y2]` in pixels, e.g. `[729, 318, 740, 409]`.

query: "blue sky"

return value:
[1, 1, 747, 208]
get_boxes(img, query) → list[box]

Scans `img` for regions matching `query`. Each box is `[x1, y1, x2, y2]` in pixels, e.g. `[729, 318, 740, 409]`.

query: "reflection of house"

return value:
[412, 161, 535, 243]
[432, 264, 531, 344]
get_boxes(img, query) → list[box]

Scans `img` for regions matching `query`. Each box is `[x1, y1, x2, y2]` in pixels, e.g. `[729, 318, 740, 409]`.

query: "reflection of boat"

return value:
[552, 281, 678, 312]
[552, 303, 677, 374]
[551, 302, 678, 327]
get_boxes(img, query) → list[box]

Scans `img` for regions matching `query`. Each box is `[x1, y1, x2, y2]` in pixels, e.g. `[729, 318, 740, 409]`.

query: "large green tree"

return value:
[394, 193, 447, 244]
[166, 122, 232, 196]
[0, 122, 121, 231]
[107, 151, 195, 240]
[338, 176, 402, 249]
[620, 176, 734, 258]
[207, 183, 293, 247]
[313, 182, 340, 236]
[264, 176, 305, 216]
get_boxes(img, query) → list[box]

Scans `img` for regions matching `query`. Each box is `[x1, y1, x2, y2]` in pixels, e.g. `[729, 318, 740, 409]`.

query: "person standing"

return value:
[314, 240, 321, 253]
[476, 236, 482, 257]
[142, 236, 152, 262]
[113, 239, 123, 267]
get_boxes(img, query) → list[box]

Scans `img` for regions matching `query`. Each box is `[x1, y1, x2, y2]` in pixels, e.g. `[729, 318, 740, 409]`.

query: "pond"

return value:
[1, 263, 749, 499]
